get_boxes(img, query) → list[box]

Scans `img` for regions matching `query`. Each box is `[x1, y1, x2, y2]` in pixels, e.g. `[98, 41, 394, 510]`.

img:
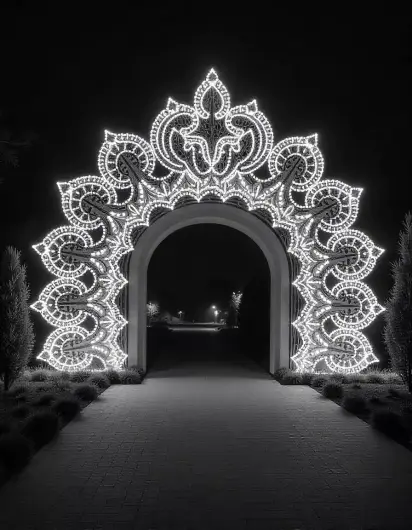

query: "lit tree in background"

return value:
[230, 291, 243, 327]
[384, 213, 412, 391]
[147, 302, 159, 324]
[0, 247, 35, 390]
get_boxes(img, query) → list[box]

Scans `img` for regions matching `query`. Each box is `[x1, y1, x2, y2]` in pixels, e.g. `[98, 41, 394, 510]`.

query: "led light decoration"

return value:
[32, 69, 384, 373]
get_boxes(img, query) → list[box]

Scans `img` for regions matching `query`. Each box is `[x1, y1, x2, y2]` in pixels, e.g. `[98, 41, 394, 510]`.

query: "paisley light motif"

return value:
[32, 69, 384, 373]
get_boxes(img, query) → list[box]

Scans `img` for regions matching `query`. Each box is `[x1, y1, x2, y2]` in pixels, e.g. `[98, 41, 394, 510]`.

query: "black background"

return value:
[1, 6, 411, 359]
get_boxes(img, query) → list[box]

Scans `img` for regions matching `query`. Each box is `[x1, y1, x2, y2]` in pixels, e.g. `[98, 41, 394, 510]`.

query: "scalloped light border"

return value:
[31, 69, 384, 373]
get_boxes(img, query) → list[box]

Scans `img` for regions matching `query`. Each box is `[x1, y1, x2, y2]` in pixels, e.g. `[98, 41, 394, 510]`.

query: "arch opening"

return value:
[127, 203, 290, 375]
[145, 222, 271, 372]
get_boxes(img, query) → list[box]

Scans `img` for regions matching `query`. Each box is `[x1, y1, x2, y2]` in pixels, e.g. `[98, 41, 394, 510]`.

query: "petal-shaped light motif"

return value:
[269, 134, 324, 191]
[31, 278, 88, 328]
[327, 229, 384, 280]
[38, 326, 94, 371]
[330, 280, 385, 330]
[98, 131, 156, 192]
[59, 175, 117, 230]
[33, 226, 93, 278]
[306, 180, 362, 233]
[32, 69, 384, 373]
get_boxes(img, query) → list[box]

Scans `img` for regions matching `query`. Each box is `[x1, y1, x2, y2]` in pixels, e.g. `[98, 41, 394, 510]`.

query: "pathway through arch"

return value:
[1, 333, 412, 529]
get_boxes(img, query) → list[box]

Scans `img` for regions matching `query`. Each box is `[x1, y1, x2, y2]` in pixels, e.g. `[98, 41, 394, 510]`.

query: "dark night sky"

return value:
[1, 7, 411, 354]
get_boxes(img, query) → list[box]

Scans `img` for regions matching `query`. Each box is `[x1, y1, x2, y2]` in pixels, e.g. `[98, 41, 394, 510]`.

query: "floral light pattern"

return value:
[32, 69, 384, 373]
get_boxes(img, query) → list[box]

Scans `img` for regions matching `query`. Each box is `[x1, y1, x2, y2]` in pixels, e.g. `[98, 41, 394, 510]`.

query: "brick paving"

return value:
[1, 347, 412, 529]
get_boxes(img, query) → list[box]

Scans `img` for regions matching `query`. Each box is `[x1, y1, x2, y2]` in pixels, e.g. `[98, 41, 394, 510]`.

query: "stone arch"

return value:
[127, 203, 290, 374]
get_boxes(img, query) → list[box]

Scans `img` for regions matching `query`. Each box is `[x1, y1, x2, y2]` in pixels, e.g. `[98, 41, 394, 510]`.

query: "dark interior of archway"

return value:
[146, 224, 270, 374]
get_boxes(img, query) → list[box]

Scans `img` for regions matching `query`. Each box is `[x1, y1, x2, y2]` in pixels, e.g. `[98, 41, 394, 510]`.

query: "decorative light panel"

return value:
[32, 69, 384, 373]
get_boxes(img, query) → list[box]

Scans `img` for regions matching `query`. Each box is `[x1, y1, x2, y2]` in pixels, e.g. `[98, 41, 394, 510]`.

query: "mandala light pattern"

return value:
[32, 69, 384, 373]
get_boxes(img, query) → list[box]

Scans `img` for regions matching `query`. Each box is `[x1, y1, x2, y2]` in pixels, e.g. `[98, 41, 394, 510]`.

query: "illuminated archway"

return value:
[32, 69, 384, 374]
[128, 203, 289, 374]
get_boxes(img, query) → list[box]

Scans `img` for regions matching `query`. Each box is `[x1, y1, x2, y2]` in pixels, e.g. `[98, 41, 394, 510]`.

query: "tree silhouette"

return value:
[0, 247, 34, 390]
[384, 213, 412, 391]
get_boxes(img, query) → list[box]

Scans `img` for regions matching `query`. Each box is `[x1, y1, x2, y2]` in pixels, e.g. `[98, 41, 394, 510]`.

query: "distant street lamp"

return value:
[178, 310, 183, 321]
[214, 309, 219, 323]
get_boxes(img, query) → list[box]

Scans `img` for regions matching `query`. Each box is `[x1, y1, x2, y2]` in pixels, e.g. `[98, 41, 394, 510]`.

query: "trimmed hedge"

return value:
[119, 370, 141, 384]
[29, 369, 51, 382]
[342, 395, 368, 414]
[281, 373, 303, 385]
[69, 370, 92, 383]
[322, 383, 344, 399]
[273, 367, 291, 381]
[73, 384, 98, 402]
[33, 393, 57, 407]
[103, 369, 121, 384]
[87, 374, 110, 390]
[53, 397, 81, 421]
[311, 376, 328, 388]
[21, 411, 60, 450]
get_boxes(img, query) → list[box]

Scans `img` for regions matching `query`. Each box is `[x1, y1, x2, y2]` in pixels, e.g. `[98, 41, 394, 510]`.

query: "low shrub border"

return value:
[273, 367, 412, 451]
[0, 366, 145, 488]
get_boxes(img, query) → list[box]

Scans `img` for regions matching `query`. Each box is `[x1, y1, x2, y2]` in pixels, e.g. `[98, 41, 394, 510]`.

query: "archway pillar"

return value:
[127, 203, 290, 375]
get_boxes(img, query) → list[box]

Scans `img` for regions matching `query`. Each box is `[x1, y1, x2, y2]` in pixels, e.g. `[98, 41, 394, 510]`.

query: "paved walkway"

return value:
[1, 347, 412, 529]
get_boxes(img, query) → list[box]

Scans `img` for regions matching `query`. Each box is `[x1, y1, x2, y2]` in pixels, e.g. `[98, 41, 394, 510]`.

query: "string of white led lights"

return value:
[32, 69, 384, 373]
